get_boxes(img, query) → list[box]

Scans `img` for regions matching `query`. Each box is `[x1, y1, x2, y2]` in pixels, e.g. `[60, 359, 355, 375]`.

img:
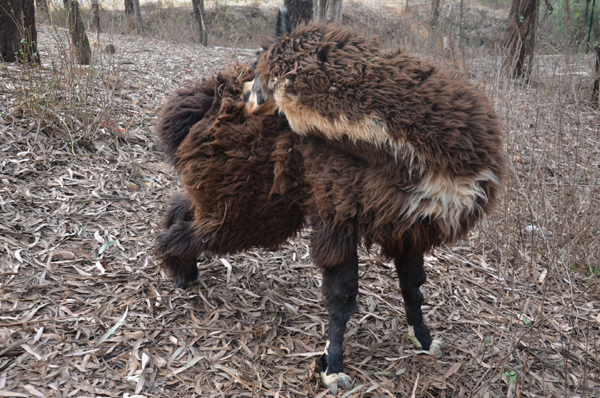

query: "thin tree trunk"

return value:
[284, 0, 312, 30]
[22, 0, 38, 63]
[132, 0, 141, 33]
[565, 0, 570, 32]
[584, 0, 591, 21]
[66, 0, 91, 64]
[502, 0, 538, 78]
[0, 0, 24, 62]
[91, 0, 100, 40]
[317, 0, 342, 22]
[124, 0, 133, 14]
[592, 45, 600, 106]
[459, 0, 463, 46]
[430, 0, 440, 30]
[192, 0, 207, 46]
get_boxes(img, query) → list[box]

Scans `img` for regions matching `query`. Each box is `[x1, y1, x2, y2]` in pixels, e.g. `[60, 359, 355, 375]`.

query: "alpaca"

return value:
[155, 12, 507, 393]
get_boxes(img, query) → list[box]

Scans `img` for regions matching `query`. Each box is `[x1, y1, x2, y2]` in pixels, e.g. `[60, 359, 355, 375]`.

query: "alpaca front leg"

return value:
[317, 257, 358, 393]
[395, 252, 444, 356]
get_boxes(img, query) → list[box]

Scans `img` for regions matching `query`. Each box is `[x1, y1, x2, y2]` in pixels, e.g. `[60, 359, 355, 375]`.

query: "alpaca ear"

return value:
[276, 6, 291, 37]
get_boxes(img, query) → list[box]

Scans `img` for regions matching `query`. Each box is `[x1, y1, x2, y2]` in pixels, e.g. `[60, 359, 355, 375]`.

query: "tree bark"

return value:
[284, 0, 312, 30]
[22, 0, 38, 63]
[0, 0, 23, 62]
[132, 0, 141, 33]
[593, 47, 600, 105]
[502, 0, 539, 78]
[584, 0, 591, 21]
[92, 0, 100, 39]
[65, 0, 91, 64]
[317, 0, 342, 23]
[124, 0, 133, 15]
[192, 0, 207, 46]
[430, 0, 440, 30]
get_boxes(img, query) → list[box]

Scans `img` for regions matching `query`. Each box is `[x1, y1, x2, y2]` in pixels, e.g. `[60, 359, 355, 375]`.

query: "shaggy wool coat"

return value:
[252, 23, 507, 254]
[156, 61, 505, 262]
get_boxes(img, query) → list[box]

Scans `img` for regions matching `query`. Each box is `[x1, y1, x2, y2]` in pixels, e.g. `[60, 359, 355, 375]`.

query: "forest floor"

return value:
[1, 17, 599, 398]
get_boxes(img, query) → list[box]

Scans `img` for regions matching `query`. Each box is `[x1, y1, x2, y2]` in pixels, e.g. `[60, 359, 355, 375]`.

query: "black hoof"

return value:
[316, 353, 352, 393]
[410, 324, 433, 350]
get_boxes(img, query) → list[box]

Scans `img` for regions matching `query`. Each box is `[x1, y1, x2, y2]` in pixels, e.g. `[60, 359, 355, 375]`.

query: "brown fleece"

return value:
[254, 23, 506, 183]
[155, 58, 506, 280]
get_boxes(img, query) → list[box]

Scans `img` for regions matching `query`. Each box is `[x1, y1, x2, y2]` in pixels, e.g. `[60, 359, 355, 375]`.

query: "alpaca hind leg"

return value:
[155, 194, 200, 287]
[395, 252, 444, 356]
[311, 221, 357, 393]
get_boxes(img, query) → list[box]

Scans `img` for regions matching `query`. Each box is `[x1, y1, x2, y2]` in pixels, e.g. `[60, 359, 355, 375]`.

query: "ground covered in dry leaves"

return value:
[1, 23, 599, 398]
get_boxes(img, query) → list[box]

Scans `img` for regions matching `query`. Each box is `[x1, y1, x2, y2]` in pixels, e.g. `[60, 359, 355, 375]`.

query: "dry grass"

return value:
[1, 3, 599, 398]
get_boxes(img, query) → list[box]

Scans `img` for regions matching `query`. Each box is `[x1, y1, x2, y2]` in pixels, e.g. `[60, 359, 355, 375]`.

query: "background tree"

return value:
[317, 0, 342, 22]
[284, 0, 312, 30]
[133, 0, 141, 33]
[192, 0, 207, 46]
[592, 44, 600, 106]
[503, 0, 539, 78]
[430, 0, 440, 30]
[64, 0, 91, 64]
[1, 0, 38, 63]
[0, 0, 23, 62]
[124, 0, 133, 15]
[91, 0, 100, 41]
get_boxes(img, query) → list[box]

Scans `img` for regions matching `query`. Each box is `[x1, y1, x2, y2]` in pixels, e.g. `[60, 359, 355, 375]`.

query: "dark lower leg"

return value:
[395, 252, 433, 350]
[311, 218, 359, 376]
[318, 257, 358, 375]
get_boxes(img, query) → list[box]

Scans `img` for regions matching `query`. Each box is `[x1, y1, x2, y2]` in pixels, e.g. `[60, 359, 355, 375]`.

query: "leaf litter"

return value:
[0, 24, 599, 398]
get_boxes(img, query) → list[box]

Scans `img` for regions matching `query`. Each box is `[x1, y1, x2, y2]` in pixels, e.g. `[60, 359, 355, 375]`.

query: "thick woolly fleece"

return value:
[156, 65, 305, 268]
[253, 22, 507, 246]
[155, 61, 505, 274]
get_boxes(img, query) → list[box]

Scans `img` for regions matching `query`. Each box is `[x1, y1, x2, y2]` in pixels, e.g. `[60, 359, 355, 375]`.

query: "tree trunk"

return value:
[565, 0, 570, 32]
[66, 0, 91, 64]
[192, 0, 207, 46]
[0, 0, 23, 62]
[284, 0, 312, 30]
[430, 0, 440, 30]
[22, 0, 38, 63]
[124, 0, 133, 14]
[132, 0, 141, 33]
[592, 46, 600, 106]
[584, 0, 591, 21]
[317, 0, 342, 22]
[502, 0, 538, 78]
[92, 0, 100, 39]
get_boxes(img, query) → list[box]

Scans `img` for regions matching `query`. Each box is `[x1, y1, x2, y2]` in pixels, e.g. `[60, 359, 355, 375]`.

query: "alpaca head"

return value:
[243, 6, 291, 116]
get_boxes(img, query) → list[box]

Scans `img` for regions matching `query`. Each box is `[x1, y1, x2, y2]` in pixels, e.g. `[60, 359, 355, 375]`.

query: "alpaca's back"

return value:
[253, 23, 507, 250]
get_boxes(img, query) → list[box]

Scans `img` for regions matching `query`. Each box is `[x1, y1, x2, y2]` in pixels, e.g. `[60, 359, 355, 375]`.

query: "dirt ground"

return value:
[1, 20, 599, 398]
